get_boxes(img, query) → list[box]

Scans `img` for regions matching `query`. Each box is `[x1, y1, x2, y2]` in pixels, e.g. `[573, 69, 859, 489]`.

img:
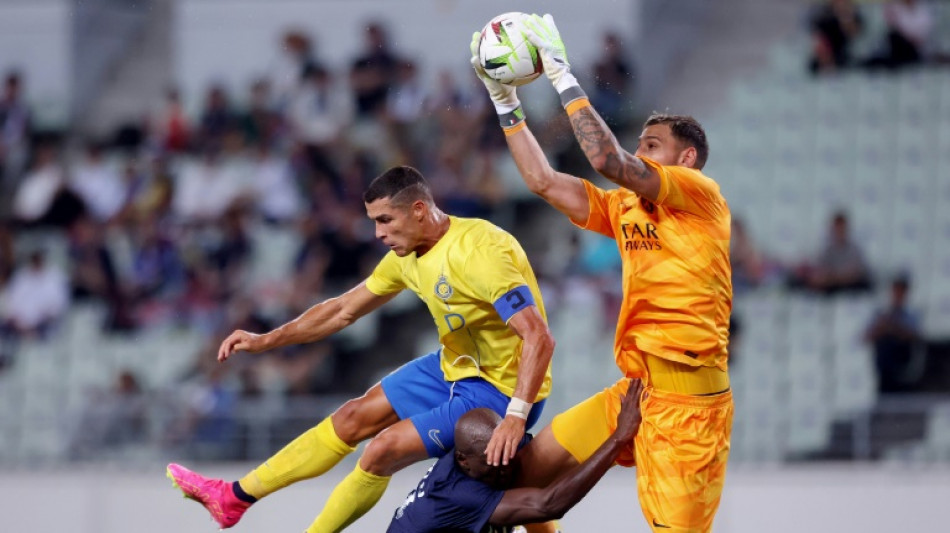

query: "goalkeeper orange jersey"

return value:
[571, 157, 732, 376]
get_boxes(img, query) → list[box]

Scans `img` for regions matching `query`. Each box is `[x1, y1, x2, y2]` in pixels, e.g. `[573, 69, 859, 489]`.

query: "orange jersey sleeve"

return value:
[572, 168, 732, 375]
[647, 157, 728, 221]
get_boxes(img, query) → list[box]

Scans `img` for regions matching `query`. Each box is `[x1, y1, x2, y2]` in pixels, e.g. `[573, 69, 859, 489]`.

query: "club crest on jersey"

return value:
[434, 275, 453, 301]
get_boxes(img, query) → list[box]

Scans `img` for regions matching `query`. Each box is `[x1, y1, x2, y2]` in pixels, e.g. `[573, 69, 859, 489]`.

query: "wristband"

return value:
[498, 105, 526, 128]
[559, 86, 588, 109]
[503, 120, 527, 136]
[505, 397, 531, 420]
[565, 97, 591, 117]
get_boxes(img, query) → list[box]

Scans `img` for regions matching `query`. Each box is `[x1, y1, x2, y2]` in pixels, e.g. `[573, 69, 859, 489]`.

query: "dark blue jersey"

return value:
[387, 452, 511, 533]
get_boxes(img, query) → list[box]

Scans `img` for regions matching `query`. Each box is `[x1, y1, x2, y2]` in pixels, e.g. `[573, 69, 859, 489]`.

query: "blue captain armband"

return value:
[493, 285, 535, 322]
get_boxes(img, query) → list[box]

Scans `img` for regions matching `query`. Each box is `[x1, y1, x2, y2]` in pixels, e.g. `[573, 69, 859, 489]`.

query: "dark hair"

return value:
[4, 70, 21, 87]
[644, 113, 709, 169]
[893, 274, 911, 291]
[362, 166, 433, 207]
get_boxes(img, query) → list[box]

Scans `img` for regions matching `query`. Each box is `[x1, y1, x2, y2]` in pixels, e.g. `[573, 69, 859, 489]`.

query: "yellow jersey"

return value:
[572, 158, 732, 376]
[365, 216, 551, 400]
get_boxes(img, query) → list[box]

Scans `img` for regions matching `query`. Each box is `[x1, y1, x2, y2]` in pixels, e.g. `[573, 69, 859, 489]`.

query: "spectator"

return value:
[591, 31, 636, 127]
[0, 221, 13, 285]
[241, 78, 283, 146]
[155, 87, 190, 153]
[166, 362, 241, 460]
[335, 149, 377, 208]
[68, 369, 147, 459]
[127, 156, 175, 223]
[865, 0, 933, 70]
[0, 249, 70, 338]
[428, 143, 501, 219]
[865, 275, 923, 393]
[208, 208, 252, 294]
[12, 143, 84, 228]
[386, 61, 425, 126]
[0, 71, 31, 186]
[386, 61, 427, 163]
[197, 84, 238, 150]
[349, 22, 400, 119]
[177, 262, 229, 334]
[808, 0, 864, 74]
[790, 210, 872, 294]
[296, 206, 374, 292]
[425, 69, 466, 119]
[249, 142, 302, 224]
[69, 142, 127, 223]
[291, 214, 331, 303]
[730, 217, 768, 292]
[67, 216, 134, 331]
[129, 214, 184, 302]
[270, 30, 321, 108]
[173, 147, 247, 224]
[288, 64, 347, 194]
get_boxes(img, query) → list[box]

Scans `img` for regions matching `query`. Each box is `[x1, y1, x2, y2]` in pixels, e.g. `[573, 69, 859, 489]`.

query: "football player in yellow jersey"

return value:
[166, 166, 558, 532]
[472, 14, 733, 533]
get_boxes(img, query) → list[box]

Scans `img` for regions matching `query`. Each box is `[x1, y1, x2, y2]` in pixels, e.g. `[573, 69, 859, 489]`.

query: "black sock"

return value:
[232, 481, 257, 504]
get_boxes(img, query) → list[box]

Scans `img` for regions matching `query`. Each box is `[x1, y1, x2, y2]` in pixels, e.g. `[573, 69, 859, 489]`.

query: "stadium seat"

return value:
[830, 295, 876, 346]
[923, 289, 950, 339]
[857, 76, 900, 121]
[830, 339, 877, 417]
[786, 398, 832, 456]
[923, 403, 950, 461]
[737, 400, 786, 463]
[248, 223, 302, 287]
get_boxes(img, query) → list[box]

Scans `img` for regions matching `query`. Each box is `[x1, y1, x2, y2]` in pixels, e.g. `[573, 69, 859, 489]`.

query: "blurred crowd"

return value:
[0, 23, 640, 459]
[731, 208, 927, 394]
[807, 0, 948, 75]
[1, 10, 943, 460]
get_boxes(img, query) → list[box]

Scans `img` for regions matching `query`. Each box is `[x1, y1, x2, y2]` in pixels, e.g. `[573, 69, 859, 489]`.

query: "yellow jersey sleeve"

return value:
[645, 157, 726, 220]
[364, 251, 405, 295]
[466, 242, 536, 323]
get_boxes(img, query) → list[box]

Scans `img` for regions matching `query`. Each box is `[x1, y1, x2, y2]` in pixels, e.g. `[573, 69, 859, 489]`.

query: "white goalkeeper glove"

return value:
[470, 31, 521, 115]
[522, 13, 580, 94]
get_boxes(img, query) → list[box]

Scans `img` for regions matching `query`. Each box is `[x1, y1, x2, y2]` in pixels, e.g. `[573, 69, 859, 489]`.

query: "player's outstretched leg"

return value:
[167, 384, 398, 529]
[305, 419, 429, 532]
[166, 463, 253, 529]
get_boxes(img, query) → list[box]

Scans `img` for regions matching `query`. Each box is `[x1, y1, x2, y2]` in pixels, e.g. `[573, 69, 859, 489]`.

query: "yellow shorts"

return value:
[551, 379, 733, 533]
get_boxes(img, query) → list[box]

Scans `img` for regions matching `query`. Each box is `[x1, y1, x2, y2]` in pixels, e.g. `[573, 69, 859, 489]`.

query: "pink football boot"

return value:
[166, 463, 252, 529]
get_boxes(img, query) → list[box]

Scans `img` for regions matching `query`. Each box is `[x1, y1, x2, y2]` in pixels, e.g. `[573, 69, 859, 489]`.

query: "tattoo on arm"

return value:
[569, 108, 651, 190]
[569, 107, 614, 166]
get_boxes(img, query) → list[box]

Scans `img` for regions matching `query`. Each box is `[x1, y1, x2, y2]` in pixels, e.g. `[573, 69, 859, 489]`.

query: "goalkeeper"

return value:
[471, 14, 734, 533]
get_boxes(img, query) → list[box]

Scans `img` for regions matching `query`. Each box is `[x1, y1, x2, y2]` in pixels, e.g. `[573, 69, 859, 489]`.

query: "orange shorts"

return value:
[551, 379, 733, 532]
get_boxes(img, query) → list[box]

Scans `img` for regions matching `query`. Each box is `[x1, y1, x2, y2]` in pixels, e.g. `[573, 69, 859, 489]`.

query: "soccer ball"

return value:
[476, 12, 542, 87]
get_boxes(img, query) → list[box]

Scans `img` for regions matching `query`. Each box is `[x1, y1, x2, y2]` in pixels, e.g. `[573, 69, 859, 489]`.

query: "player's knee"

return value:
[331, 397, 370, 444]
[360, 432, 403, 476]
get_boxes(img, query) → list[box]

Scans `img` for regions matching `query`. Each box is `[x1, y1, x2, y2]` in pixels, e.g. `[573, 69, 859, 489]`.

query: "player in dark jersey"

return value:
[388, 379, 644, 532]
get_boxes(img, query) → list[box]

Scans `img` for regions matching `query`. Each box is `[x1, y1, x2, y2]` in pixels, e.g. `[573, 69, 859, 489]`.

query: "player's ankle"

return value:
[232, 481, 258, 504]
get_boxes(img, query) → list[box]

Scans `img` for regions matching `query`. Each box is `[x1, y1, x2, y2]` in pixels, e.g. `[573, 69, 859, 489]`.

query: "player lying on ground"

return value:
[167, 166, 556, 532]
[388, 379, 645, 532]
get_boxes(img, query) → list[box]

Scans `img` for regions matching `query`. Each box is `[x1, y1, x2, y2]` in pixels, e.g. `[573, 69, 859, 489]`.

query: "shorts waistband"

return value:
[645, 387, 733, 409]
[645, 354, 730, 395]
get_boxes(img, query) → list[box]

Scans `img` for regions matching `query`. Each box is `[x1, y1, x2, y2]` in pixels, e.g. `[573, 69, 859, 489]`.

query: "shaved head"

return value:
[453, 408, 516, 488]
[454, 408, 500, 455]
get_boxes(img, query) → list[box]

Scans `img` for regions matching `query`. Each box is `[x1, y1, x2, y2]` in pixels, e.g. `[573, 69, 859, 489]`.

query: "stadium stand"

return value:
[0, 0, 948, 473]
